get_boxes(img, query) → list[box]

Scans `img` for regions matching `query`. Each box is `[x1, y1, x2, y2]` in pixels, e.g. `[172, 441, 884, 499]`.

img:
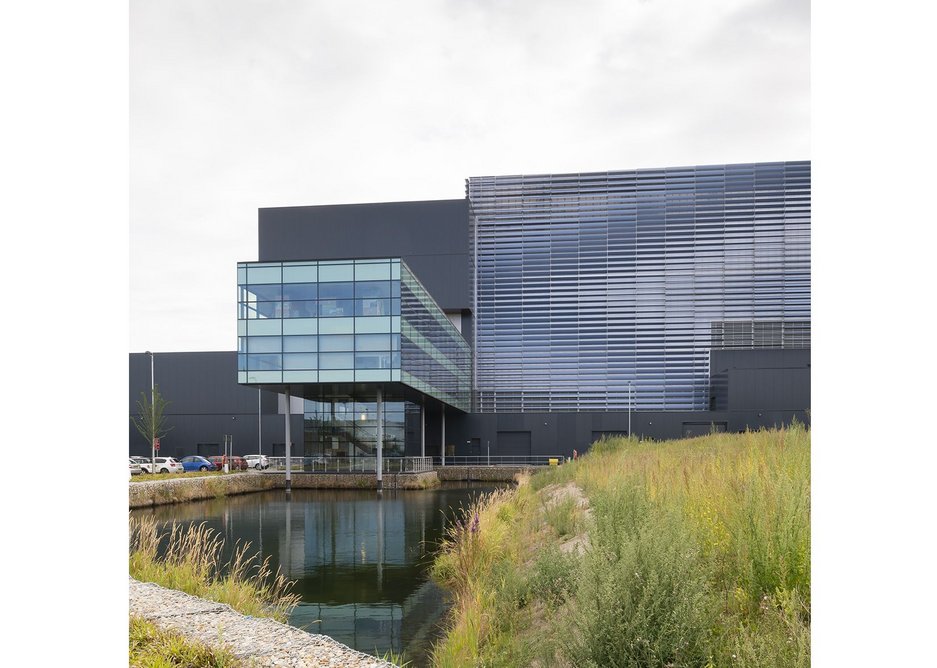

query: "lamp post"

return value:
[146, 351, 154, 474]
[231, 416, 237, 471]
[628, 380, 633, 439]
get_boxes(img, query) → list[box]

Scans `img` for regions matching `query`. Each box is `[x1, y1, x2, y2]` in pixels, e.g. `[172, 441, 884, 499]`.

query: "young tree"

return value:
[132, 385, 174, 471]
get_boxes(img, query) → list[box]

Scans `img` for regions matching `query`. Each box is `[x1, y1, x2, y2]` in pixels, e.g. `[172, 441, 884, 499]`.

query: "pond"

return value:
[131, 482, 502, 666]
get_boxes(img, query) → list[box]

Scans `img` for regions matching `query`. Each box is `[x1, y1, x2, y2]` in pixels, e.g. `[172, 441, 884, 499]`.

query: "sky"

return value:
[130, 0, 810, 353]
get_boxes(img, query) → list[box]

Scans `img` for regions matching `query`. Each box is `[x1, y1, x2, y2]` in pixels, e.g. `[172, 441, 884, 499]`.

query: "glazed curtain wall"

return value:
[468, 161, 811, 412]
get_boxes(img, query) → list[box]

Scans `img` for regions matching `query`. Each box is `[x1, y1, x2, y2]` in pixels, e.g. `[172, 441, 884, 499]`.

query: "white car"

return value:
[133, 456, 184, 474]
[244, 454, 269, 470]
[129, 458, 143, 476]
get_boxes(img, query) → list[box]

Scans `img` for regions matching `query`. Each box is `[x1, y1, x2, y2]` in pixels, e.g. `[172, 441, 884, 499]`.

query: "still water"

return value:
[132, 483, 501, 665]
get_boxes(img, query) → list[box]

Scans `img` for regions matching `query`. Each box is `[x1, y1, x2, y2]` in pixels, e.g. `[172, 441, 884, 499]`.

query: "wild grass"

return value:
[129, 615, 241, 667]
[129, 515, 299, 621]
[131, 470, 243, 483]
[429, 423, 810, 667]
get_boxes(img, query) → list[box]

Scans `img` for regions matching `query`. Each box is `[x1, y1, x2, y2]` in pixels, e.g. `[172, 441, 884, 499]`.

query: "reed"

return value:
[129, 515, 300, 621]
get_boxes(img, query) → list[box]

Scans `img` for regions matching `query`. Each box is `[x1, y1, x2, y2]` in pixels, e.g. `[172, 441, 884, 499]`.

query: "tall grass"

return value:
[430, 424, 810, 667]
[130, 615, 242, 667]
[129, 515, 299, 621]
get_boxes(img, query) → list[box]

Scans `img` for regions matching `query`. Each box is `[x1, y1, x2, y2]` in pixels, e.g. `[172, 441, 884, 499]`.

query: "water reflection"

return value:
[133, 483, 500, 665]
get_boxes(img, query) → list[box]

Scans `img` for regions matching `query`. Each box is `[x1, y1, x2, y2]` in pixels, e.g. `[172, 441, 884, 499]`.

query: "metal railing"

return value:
[266, 456, 433, 474]
[432, 455, 567, 467]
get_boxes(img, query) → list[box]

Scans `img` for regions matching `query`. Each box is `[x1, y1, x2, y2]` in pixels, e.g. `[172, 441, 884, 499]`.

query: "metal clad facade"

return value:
[468, 161, 811, 412]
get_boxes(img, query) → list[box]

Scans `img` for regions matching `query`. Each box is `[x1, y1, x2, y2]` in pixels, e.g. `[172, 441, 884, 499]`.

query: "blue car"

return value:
[179, 455, 217, 472]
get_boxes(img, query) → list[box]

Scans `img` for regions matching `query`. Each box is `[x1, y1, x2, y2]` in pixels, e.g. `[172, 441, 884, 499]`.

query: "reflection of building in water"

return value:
[290, 578, 446, 658]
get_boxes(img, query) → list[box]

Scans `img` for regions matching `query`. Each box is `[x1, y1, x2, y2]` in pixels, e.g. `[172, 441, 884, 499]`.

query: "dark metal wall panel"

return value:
[710, 348, 810, 411]
[257, 200, 470, 311]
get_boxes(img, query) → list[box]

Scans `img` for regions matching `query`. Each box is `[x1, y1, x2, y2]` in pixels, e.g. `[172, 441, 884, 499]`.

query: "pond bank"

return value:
[130, 576, 396, 667]
[129, 471, 440, 508]
[129, 467, 541, 508]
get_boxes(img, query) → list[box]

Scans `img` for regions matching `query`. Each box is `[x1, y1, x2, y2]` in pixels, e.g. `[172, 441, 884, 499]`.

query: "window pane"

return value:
[282, 300, 317, 318]
[356, 334, 390, 351]
[355, 281, 391, 299]
[247, 336, 281, 353]
[318, 263, 354, 282]
[354, 261, 391, 281]
[247, 353, 281, 370]
[319, 352, 353, 369]
[319, 282, 354, 299]
[282, 265, 317, 283]
[283, 335, 317, 352]
[319, 334, 353, 352]
[282, 283, 317, 300]
[355, 352, 392, 369]
[356, 298, 390, 316]
[319, 299, 354, 317]
[283, 353, 317, 370]
[246, 266, 281, 284]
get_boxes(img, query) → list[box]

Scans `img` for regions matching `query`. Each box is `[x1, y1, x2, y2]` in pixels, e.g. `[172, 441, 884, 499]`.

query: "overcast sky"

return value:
[130, 0, 810, 353]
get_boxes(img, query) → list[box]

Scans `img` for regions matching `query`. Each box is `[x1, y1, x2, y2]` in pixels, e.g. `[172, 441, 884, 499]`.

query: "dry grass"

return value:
[129, 515, 299, 621]
[429, 424, 810, 667]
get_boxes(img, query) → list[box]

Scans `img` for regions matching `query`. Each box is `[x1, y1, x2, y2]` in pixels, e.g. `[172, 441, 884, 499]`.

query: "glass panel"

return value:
[284, 371, 317, 382]
[319, 299, 354, 317]
[319, 334, 354, 352]
[247, 353, 282, 370]
[283, 353, 317, 370]
[355, 369, 391, 382]
[319, 352, 354, 369]
[247, 336, 281, 353]
[390, 261, 400, 280]
[356, 298, 390, 316]
[319, 282, 354, 299]
[244, 284, 282, 301]
[282, 283, 317, 300]
[283, 318, 317, 335]
[318, 263, 354, 282]
[319, 369, 354, 382]
[246, 266, 281, 284]
[355, 261, 391, 281]
[247, 370, 281, 383]
[237, 265, 246, 285]
[237, 337, 247, 353]
[237, 354, 246, 371]
[318, 317, 354, 334]
[282, 300, 317, 318]
[247, 319, 281, 336]
[282, 265, 317, 283]
[355, 334, 390, 351]
[283, 335, 317, 352]
[355, 281, 391, 299]
[237, 320, 246, 336]
[355, 316, 391, 333]
[355, 352, 392, 369]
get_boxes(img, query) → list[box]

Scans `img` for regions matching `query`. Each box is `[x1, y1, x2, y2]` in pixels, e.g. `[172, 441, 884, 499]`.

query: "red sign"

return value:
[154, 438, 161, 451]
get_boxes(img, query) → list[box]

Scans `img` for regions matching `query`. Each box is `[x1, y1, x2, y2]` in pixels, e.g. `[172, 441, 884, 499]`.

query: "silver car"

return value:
[129, 458, 143, 476]
[244, 454, 269, 470]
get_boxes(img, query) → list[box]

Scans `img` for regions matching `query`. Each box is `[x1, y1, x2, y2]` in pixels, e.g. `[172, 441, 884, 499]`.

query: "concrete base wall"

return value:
[436, 466, 543, 482]
[129, 471, 439, 509]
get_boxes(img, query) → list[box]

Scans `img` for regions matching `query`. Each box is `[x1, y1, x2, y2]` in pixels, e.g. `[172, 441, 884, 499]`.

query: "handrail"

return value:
[266, 456, 433, 474]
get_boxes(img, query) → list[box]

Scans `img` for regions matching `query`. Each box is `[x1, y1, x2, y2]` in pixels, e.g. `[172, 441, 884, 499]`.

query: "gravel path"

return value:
[129, 577, 397, 667]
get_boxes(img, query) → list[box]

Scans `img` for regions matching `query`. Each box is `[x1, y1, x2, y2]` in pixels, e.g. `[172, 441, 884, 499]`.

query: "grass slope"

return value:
[431, 424, 810, 667]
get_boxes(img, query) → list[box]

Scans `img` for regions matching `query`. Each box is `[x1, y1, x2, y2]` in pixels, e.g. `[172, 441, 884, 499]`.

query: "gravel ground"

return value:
[129, 577, 397, 667]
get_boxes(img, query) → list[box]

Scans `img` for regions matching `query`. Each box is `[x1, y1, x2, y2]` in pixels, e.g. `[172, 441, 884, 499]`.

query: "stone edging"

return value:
[130, 577, 396, 667]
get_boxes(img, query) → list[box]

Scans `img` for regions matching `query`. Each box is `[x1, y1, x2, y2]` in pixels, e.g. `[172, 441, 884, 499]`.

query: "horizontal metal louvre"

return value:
[468, 161, 811, 412]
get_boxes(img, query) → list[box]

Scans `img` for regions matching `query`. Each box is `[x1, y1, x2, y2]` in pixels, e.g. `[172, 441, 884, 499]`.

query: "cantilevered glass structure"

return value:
[237, 257, 471, 459]
[468, 161, 811, 412]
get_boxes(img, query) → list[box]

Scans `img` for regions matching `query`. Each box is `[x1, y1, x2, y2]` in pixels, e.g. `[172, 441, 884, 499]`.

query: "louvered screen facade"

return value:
[468, 161, 811, 412]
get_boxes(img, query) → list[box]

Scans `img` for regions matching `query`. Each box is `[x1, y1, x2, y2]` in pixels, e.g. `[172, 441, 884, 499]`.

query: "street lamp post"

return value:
[231, 416, 237, 470]
[146, 351, 154, 474]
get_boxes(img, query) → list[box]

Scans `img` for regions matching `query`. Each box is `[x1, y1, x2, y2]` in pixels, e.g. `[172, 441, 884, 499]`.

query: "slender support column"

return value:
[420, 397, 425, 458]
[257, 389, 262, 455]
[284, 388, 292, 494]
[441, 405, 446, 467]
[376, 388, 383, 491]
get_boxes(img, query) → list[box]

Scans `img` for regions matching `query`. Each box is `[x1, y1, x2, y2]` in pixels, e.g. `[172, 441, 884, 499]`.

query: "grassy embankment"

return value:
[129, 516, 300, 664]
[131, 470, 248, 483]
[431, 424, 810, 667]
[130, 615, 242, 667]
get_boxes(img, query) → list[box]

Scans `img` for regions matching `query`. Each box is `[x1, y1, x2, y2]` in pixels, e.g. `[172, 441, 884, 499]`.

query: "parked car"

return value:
[129, 458, 143, 476]
[179, 455, 217, 472]
[142, 457, 184, 474]
[131, 456, 153, 473]
[209, 455, 248, 471]
[243, 454, 269, 470]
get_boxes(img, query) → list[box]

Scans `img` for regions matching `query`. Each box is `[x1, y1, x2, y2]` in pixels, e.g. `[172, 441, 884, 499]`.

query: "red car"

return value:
[209, 455, 248, 471]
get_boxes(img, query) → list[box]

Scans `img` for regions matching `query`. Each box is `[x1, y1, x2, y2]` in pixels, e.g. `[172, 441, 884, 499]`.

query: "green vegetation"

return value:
[131, 470, 245, 483]
[129, 515, 300, 621]
[132, 384, 174, 456]
[430, 425, 810, 667]
[130, 616, 241, 667]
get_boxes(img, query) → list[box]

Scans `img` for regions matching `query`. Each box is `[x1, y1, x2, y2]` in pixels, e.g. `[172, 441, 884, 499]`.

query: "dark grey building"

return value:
[131, 161, 810, 460]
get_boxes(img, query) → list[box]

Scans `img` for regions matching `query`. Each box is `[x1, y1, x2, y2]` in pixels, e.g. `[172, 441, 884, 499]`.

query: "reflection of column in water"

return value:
[285, 496, 292, 577]
[377, 494, 384, 592]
